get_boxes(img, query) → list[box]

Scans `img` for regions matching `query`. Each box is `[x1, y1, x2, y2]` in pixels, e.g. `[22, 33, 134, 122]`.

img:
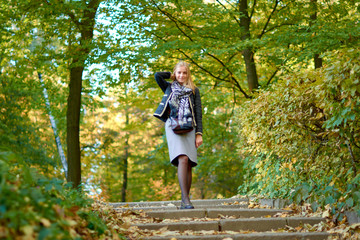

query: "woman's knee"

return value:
[178, 155, 189, 164]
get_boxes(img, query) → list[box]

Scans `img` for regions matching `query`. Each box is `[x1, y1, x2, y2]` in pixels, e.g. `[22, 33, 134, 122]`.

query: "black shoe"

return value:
[180, 201, 194, 209]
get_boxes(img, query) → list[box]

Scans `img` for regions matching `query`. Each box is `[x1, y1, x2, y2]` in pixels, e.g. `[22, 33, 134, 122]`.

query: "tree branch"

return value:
[260, 23, 296, 37]
[149, 0, 194, 41]
[351, 131, 360, 149]
[177, 48, 228, 83]
[219, 0, 237, 9]
[266, 68, 279, 86]
[249, 0, 256, 20]
[141, 26, 229, 84]
[216, 0, 242, 30]
[346, 140, 359, 177]
[227, 52, 240, 64]
[259, 0, 279, 39]
[41, 0, 81, 27]
[206, 52, 250, 98]
[147, 0, 250, 98]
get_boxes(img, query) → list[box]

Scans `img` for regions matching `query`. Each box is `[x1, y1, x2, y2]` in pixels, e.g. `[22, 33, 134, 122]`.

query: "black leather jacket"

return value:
[153, 72, 203, 135]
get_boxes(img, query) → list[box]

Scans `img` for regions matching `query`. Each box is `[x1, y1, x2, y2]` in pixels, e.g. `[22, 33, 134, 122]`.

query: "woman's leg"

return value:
[178, 155, 192, 205]
[187, 163, 192, 196]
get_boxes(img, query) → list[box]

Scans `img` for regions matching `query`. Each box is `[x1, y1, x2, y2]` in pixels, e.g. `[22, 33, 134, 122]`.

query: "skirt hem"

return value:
[171, 155, 198, 168]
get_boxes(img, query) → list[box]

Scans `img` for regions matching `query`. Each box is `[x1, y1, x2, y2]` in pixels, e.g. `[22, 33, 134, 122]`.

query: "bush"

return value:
[236, 48, 360, 216]
[0, 147, 118, 239]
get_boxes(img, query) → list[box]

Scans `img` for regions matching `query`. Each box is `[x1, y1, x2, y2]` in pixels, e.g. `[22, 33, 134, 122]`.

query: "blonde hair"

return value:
[170, 61, 196, 92]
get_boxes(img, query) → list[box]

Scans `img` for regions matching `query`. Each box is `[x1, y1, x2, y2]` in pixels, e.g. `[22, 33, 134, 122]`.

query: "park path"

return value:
[107, 198, 335, 240]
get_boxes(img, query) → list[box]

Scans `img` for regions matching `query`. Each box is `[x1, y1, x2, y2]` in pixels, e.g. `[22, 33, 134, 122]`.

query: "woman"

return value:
[154, 61, 203, 209]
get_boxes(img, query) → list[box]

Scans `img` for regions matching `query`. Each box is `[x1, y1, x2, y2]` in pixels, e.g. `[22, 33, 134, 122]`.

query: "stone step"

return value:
[115, 206, 178, 211]
[134, 217, 325, 232]
[146, 208, 290, 219]
[108, 199, 332, 239]
[108, 198, 248, 208]
[114, 204, 248, 212]
[221, 217, 325, 231]
[144, 232, 332, 240]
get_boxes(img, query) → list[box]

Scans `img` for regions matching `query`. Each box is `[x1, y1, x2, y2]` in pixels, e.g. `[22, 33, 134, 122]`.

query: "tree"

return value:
[29, 0, 103, 188]
[79, 64, 164, 201]
[238, 0, 259, 91]
[3, 0, 359, 202]
[119, 0, 290, 96]
[310, 0, 323, 68]
[64, 0, 101, 188]
[121, 0, 359, 95]
[0, 0, 66, 173]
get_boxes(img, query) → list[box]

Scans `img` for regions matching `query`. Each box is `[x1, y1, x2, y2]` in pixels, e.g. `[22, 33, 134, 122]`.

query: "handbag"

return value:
[170, 116, 193, 134]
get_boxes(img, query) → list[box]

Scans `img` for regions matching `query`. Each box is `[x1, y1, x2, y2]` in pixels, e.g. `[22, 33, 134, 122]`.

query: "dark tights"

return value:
[177, 155, 192, 204]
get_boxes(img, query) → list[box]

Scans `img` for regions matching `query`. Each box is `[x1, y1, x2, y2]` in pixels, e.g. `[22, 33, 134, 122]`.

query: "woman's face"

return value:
[175, 66, 188, 85]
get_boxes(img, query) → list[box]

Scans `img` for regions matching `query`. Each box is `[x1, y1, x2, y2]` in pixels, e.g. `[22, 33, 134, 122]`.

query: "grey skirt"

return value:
[165, 118, 198, 167]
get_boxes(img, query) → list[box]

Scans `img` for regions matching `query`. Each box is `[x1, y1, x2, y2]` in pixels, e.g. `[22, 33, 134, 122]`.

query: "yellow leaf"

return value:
[350, 223, 360, 230]
[40, 218, 51, 227]
[66, 219, 78, 227]
[158, 226, 169, 232]
[21, 225, 34, 236]
[0, 227, 7, 238]
[160, 231, 177, 236]
[69, 228, 78, 237]
[339, 215, 347, 225]
[322, 210, 330, 218]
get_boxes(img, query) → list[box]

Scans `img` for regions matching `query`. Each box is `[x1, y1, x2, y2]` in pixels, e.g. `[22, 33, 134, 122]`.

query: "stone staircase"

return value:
[108, 198, 333, 240]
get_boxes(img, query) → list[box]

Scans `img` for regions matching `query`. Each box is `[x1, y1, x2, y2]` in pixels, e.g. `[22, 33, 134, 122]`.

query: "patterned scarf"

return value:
[170, 81, 193, 123]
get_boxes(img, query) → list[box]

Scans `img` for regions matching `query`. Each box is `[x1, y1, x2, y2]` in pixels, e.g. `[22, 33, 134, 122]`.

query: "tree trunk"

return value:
[242, 49, 258, 91]
[39, 73, 68, 178]
[239, 0, 259, 91]
[66, 0, 100, 188]
[121, 82, 130, 202]
[314, 53, 322, 69]
[122, 111, 129, 202]
[122, 133, 129, 202]
[310, 0, 323, 68]
[66, 65, 83, 187]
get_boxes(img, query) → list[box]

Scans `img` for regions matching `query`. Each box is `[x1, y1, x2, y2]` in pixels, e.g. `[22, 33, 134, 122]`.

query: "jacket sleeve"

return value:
[155, 72, 171, 93]
[194, 87, 203, 135]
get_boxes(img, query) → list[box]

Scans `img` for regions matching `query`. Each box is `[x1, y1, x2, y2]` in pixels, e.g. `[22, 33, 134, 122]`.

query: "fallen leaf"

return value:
[40, 218, 51, 227]
[322, 210, 331, 218]
[350, 223, 360, 230]
[21, 225, 34, 237]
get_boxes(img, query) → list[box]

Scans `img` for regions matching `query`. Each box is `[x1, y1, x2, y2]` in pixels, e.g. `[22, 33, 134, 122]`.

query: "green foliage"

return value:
[236, 48, 360, 214]
[194, 87, 245, 198]
[0, 75, 59, 171]
[0, 0, 69, 176]
[2, 0, 360, 210]
[119, 0, 360, 95]
[0, 147, 114, 239]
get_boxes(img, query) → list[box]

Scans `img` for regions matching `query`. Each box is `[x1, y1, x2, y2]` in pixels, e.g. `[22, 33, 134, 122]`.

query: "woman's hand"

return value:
[195, 134, 203, 148]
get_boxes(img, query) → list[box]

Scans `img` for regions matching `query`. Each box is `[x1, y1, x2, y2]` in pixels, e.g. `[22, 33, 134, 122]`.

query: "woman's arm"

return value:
[194, 87, 203, 148]
[155, 72, 171, 93]
[194, 87, 203, 135]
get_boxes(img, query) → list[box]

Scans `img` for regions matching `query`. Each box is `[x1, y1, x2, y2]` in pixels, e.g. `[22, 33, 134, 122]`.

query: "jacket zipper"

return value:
[154, 92, 173, 117]
[188, 96, 197, 127]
